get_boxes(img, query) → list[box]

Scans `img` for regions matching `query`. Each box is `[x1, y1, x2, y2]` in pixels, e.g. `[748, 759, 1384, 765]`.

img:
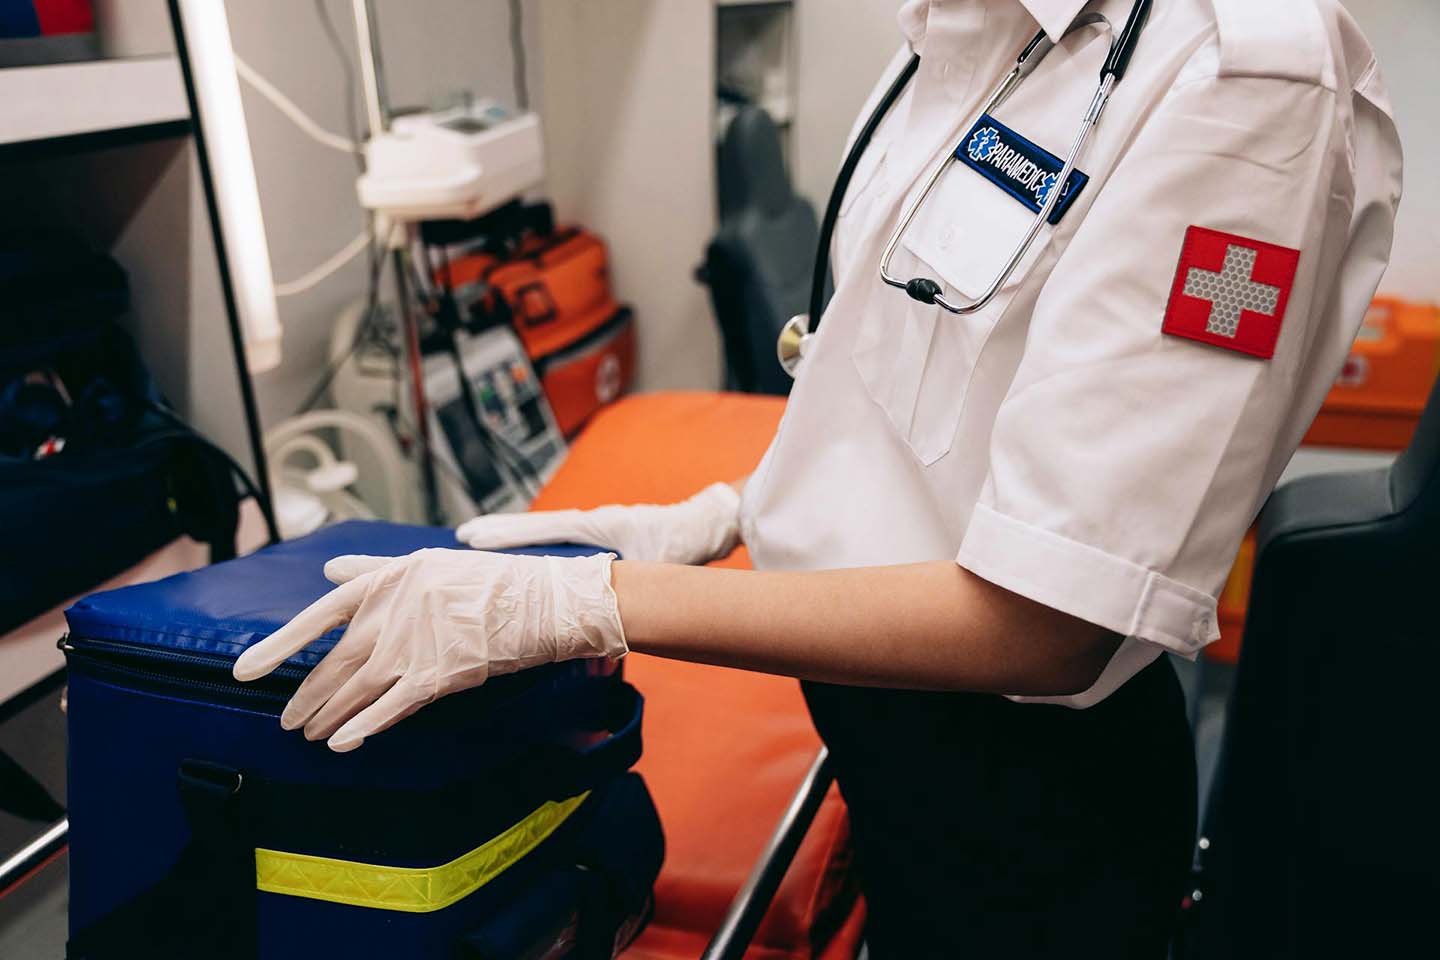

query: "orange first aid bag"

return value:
[441, 229, 637, 437]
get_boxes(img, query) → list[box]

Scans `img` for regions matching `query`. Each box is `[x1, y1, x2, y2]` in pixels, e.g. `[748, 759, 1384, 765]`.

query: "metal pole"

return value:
[350, 0, 388, 138]
[167, 0, 280, 544]
[350, 0, 442, 523]
[391, 236, 443, 525]
[0, 819, 67, 899]
[701, 749, 835, 960]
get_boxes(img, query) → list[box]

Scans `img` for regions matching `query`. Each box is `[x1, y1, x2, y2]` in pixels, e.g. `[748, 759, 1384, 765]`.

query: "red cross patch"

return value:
[1162, 227, 1301, 360]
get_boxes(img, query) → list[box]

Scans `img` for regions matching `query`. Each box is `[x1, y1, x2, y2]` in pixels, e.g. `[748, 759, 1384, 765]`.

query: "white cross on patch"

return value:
[1181, 245, 1282, 339]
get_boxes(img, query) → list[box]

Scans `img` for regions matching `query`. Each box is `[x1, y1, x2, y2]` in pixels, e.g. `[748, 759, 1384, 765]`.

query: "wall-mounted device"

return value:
[357, 102, 546, 222]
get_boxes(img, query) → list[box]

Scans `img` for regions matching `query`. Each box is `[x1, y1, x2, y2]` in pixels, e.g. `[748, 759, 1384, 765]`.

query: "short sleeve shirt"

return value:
[739, 0, 1405, 706]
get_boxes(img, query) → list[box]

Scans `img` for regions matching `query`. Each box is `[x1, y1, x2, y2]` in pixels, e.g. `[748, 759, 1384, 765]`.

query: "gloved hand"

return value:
[231, 548, 627, 753]
[455, 481, 743, 565]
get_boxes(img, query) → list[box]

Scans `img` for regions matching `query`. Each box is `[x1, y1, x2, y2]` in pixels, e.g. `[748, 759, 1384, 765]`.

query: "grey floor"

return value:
[0, 683, 68, 959]
[0, 657, 1237, 959]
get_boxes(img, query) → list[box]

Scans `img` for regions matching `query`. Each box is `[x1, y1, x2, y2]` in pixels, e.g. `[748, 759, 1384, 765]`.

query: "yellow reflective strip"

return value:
[254, 791, 589, 914]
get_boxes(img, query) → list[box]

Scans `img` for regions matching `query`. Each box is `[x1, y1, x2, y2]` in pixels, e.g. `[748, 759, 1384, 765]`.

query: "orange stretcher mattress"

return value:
[532, 392, 863, 959]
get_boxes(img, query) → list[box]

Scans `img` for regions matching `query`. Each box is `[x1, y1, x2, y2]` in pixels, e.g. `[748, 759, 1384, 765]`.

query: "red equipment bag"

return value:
[441, 229, 637, 437]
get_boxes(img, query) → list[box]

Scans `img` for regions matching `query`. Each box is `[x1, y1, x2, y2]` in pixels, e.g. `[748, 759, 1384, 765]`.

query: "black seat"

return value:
[1186, 379, 1440, 957]
[699, 108, 820, 395]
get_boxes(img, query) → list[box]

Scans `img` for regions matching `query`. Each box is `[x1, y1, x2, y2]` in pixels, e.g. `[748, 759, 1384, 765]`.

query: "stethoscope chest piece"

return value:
[777, 313, 814, 378]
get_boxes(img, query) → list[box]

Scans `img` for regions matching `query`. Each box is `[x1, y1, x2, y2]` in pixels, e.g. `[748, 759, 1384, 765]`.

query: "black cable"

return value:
[293, 219, 389, 416]
[145, 402, 282, 545]
[443, 340, 537, 503]
[292, 2, 384, 416]
[384, 405, 489, 503]
[312, 0, 366, 167]
[808, 54, 919, 331]
[508, 0, 530, 112]
[423, 244, 543, 499]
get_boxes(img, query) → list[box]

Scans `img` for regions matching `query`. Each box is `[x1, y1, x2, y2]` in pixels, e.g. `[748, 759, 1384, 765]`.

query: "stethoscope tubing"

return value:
[806, 54, 922, 329]
[803, 0, 1151, 336]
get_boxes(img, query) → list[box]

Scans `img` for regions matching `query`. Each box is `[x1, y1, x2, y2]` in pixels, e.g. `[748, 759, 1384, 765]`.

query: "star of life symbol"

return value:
[1033, 171, 1059, 207]
[1181, 244, 1282, 339]
[967, 126, 1001, 163]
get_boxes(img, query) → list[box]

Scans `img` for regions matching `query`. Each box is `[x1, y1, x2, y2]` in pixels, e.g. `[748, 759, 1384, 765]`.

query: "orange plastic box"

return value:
[1304, 298, 1440, 450]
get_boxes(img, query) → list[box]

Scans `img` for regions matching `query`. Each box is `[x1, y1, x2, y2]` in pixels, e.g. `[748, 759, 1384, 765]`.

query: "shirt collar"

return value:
[898, 0, 1093, 48]
[1019, 0, 1094, 42]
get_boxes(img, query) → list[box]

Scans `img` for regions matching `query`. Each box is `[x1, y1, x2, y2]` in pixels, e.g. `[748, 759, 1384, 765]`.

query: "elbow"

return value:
[1004, 628, 1121, 699]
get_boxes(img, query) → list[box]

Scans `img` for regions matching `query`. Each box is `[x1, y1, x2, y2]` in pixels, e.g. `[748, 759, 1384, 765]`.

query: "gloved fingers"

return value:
[327, 679, 429, 753]
[456, 511, 591, 550]
[302, 660, 402, 743]
[233, 575, 373, 682]
[279, 618, 381, 731]
[324, 554, 394, 585]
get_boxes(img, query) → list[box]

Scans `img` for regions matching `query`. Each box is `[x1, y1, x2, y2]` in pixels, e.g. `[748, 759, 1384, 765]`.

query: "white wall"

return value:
[225, 0, 543, 425]
[791, 0, 905, 213]
[88, 0, 543, 433]
[536, 0, 722, 392]
[1339, 0, 1440, 302]
[787, 0, 1439, 302]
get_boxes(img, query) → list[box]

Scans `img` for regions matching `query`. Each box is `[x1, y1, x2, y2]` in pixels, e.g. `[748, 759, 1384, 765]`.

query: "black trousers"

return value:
[803, 657, 1196, 959]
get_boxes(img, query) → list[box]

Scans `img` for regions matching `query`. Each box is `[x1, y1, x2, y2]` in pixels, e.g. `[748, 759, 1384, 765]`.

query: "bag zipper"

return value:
[62, 635, 305, 709]
[532, 307, 633, 377]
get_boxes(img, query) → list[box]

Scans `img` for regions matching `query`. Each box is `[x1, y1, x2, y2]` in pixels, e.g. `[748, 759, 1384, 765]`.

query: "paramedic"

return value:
[235, 1, 1403, 955]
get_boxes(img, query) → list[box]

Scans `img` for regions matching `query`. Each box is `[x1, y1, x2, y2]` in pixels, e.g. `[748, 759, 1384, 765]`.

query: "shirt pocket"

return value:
[852, 158, 1043, 465]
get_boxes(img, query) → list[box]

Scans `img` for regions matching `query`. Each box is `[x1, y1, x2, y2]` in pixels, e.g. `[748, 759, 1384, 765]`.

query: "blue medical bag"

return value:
[62, 521, 663, 959]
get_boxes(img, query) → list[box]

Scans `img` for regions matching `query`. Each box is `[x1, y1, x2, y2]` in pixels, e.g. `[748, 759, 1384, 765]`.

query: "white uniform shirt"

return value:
[740, 0, 1404, 706]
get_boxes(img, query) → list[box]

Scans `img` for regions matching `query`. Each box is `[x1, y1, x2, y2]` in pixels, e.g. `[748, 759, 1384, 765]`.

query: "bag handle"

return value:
[537, 680, 644, 800]
[67, 760, 258, 959]
[512, 281, 560, 328]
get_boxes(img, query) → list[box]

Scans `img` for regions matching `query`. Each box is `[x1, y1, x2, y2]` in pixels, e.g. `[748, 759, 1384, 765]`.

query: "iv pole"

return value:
[351, 0, 443, 526]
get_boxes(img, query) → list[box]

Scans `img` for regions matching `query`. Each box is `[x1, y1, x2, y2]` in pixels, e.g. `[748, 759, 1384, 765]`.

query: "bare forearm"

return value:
[611, 560, 1119, 696]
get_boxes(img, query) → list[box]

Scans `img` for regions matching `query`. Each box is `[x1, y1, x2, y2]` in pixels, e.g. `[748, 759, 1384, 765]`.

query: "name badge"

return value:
[955, 115, 1089, 225]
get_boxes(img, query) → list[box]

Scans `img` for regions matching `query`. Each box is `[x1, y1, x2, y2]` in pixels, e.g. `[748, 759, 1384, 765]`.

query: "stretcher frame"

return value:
[700, 748, 838, 960]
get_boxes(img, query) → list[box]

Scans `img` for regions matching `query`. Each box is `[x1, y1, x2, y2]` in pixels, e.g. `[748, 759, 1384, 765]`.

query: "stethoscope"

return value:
[778, 0, 1152, 377]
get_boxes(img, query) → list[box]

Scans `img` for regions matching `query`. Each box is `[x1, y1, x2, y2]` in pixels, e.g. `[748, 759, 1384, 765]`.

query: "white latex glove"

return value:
[455, 482, 742, 565]
[231, 548, 627, 753]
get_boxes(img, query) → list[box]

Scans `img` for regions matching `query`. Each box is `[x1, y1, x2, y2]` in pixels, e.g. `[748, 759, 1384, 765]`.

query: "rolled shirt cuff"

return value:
[956, 504, 1221, 708]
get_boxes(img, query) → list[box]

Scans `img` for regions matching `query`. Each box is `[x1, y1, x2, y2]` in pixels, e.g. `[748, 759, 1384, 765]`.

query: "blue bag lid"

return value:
[64, 520, 601, 667]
